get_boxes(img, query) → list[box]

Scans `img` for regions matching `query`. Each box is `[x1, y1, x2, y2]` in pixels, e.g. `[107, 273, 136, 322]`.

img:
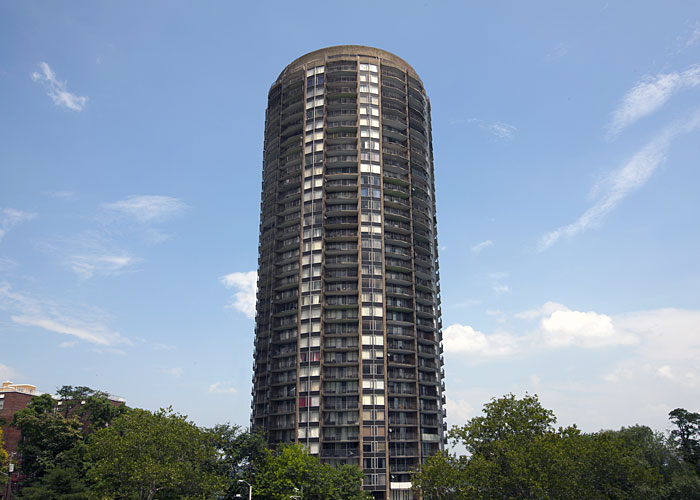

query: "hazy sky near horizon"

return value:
[1, 1, 699, 435]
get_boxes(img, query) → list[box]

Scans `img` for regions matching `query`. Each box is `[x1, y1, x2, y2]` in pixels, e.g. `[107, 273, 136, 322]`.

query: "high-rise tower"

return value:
[252, 46, 446, 500]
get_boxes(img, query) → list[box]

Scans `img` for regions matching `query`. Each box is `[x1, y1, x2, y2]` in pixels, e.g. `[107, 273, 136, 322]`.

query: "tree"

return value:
[12, 387, 127, 498]
[207, 424, 267, 500]
[15, 444, 89, 500]
[12, 394, 83, 479]
[253, 443, 369, 500]
[86, 407, 226, 500]
[669, 408, 700, 473]
[1, 427, 8, 486]
[414, 394, 662, 500]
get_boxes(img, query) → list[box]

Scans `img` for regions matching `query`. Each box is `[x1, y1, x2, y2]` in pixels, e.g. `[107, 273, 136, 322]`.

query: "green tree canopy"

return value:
[414, 394, 664, 500]
[86, 407, 225, 500]
[253, 443, 369, 500]
[669, 408, 700, 473]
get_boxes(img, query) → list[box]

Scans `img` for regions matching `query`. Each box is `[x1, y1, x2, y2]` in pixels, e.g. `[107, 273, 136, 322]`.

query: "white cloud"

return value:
[487, 122, 517, 140]
[491, 283, 510, 293]
[0, 363, 16, 380]
[209, 381, 238, 394]
[0, 208, 37, 241]
[443, 323, 518, 357]
[471, 240, 493, 254]
[11, 315, 126, 346]
[541, 308, 637, 348]
[539, 111, 700, 251]
[657, 365, 674, 380]
[607, 65, 700, 138]
[102, 195, 187, 223]
[614, 308, 700, 364]
[220, 270, 257, 319]
[69, 252, 137, 279]
[0, 281, 129, 347]
[445, 397, 475, 426]
[461, 118, 518, 140]
[31, 62, 87, 111]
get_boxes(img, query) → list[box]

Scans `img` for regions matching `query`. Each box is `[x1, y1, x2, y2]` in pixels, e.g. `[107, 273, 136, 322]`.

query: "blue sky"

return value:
[1, 1, 699, 434]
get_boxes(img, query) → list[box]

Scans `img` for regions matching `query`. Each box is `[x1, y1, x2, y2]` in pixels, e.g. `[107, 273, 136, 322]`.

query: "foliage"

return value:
[12, 394, 83, 478]
[16, 444, 88, 500]
[86, 407, 226, 500]
[669, 408, 700, 473]
[12, 386, 126, 498]
[414, 394, 664, 500]
[208, 424, 267, 499]
[253, 443, 370, 500]
[1, 427, 8, 486]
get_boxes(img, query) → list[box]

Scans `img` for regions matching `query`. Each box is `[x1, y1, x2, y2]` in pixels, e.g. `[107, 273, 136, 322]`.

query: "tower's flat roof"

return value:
[273, 45, 423, 87]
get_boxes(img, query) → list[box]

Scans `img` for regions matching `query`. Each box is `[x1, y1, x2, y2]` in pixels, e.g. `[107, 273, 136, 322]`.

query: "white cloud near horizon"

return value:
[471, 240, 493, 254]
[0, 208, 37, 241]
[539, 110, 700, 251]
[0, 281, 129, 347]
[102, 195, 187, 223]
[446, 304, 699, 366]
[31, 62, 87, 111]
[220, 271, 257, 319]
[607, 65, 700, 138]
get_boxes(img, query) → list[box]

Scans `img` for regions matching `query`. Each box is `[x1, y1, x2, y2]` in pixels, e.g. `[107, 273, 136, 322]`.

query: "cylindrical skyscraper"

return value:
[252, 46, 446, 500]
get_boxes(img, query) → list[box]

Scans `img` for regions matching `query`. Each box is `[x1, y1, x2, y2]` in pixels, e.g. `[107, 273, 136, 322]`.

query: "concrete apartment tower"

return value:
[251, 46, 446, 500]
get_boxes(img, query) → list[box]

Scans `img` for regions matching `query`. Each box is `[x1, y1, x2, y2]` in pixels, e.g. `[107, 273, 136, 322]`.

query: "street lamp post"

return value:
[238, 479, 252, 500]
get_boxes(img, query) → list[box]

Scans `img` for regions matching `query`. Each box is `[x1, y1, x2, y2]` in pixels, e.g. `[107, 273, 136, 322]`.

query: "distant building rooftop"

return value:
[0, 381, 40, 395]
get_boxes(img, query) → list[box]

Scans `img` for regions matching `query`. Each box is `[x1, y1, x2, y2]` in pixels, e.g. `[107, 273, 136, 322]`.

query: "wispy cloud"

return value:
[102, 195, 187, 223]
[0, 363, 16, 380]
[44, 231, 139, 279]
[0, 281, 129, 347]
[539, 111, 700, 251]
[471, 240, 493, 254]
[209, 380, 238, 394]
[607, 65, 700, 138]
[31, 62, 87, 111]
[455, 118, 518, 140]
[69, 252, 137, 279]
[0, 208, 37, 241]
[489, 271, 510, 294]
[689, 24, 700, 46]
[220, 271, 257, 319]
